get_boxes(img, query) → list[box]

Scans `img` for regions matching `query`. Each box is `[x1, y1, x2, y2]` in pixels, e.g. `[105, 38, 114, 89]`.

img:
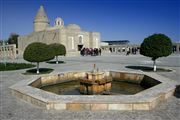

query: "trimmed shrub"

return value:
[23, 42, 54, 73]
[140, 33, 172, 71]
[49, 43, 66, 64]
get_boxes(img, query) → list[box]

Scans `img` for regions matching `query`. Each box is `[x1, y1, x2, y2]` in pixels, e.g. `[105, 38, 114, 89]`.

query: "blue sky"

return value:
[0, 0, 179, 44]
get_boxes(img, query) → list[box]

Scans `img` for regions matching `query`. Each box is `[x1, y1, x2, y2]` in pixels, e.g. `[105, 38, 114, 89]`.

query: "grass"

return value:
[23, 68, 54, 75]
[125, 66, 172, 72]
[46, 60, 65, 64]
[0, 62, 36, 71]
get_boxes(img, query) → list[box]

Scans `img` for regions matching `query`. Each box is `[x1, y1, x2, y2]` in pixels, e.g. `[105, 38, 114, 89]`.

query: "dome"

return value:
[67, 24, 81, 30]
[55, 17, 63, 21]
[54, 17, 64, 26]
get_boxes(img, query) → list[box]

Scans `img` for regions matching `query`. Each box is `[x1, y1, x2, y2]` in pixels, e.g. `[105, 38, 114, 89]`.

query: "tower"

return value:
[33, 5, 49, 32]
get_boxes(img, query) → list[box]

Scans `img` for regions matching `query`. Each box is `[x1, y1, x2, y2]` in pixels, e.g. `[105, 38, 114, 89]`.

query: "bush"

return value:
[49, 43, 66, 64]
[23, 42, 54, 73]
[140, 33, 172, 71]
[23, 42, 54, 62]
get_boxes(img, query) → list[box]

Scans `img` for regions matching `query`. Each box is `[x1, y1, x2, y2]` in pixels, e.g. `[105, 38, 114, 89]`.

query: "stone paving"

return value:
[0, 54, 180, 120]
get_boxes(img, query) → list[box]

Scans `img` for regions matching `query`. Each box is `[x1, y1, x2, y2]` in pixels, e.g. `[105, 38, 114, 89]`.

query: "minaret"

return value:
[33, 5, 49, 32]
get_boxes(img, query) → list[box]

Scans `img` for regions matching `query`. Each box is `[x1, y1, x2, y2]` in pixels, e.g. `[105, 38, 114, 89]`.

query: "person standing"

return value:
[99, 48, 101, 56]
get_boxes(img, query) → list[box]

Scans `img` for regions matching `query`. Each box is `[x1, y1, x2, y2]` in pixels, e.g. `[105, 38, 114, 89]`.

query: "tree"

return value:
[0, 40, 8, 45]
[23, 42, 54, 74]
[140, 33, 172, 71]
[7, 33, 19, 48]
[49, 43, 66, 64]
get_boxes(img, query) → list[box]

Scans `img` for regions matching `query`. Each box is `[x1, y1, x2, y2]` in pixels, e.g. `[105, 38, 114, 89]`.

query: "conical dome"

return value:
[34, 5, 49, 23]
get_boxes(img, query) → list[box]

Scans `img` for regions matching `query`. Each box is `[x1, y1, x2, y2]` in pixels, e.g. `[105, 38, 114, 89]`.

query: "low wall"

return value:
[110, 71, 144, 84]
[0, 44, 17, 59]
[30, 71, 161, 89]
[10, 71, 176, 111]
[30, 72, 86, 88]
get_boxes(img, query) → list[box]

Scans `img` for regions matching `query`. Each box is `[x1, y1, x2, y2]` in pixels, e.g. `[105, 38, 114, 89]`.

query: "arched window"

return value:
[55, 18, 64, 27]
[78, 35, 83, 44]
[79, 36, 82, 44]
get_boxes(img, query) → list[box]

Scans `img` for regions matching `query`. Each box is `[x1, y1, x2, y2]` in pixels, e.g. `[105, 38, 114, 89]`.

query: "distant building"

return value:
[102, 40, 129, 45]
[18, 6, 100, 56]
[101, 40, 180, 54]
[172, 42, 180, 53]
[101, 40, 139, 53]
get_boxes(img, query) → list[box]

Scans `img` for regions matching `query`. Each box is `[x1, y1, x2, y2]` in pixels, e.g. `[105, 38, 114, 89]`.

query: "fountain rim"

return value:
[9, 70, 177, 110]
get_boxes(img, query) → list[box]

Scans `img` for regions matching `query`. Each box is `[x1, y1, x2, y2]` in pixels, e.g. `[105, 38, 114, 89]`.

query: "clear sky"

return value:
[0, 0, 179, 44]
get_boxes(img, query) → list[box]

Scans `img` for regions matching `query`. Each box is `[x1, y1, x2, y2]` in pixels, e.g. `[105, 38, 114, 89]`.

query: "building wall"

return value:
[89, 32, 100, 48]
[101, 43, 180, 54]
[34, 22, 49, 32]
[17, 6, 100, 56]
[18, 29, 60, 56]
[172, 43, 180, 53]
[18, 26, 100, 56]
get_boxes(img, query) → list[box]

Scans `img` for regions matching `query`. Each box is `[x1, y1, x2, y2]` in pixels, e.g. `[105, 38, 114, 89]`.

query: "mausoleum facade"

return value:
[18, 6, 100, 56]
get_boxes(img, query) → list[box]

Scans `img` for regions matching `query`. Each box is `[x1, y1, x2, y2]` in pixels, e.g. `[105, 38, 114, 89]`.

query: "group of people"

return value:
[80, 48, 101, 56]
[126, 47, 138, 55]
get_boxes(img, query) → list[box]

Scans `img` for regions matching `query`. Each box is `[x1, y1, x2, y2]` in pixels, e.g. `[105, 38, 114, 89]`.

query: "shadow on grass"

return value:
[125, 66, 172, 72]
[23, 68, 54, 75]
[46, 61, 65, 64]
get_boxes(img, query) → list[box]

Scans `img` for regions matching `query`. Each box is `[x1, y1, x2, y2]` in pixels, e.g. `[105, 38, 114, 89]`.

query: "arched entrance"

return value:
[78, 45, 83, 51]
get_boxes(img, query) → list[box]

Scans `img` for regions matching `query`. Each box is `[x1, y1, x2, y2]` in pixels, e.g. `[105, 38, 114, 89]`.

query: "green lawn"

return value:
[0, 62, 36, 71]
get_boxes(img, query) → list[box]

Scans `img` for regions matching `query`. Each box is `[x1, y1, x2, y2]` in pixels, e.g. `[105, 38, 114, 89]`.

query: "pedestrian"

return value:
[99, 48, 101, 55]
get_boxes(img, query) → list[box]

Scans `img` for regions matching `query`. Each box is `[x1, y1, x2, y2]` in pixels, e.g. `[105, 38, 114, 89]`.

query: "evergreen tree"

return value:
[23, 42, 54, 73]
[140, 33, 172, 71]
[8, 33, 19, 48]
[49, 43, 66, 64]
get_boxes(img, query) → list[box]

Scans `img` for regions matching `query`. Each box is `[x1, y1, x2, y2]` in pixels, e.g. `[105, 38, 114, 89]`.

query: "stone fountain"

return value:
[79, 64, 112, 95]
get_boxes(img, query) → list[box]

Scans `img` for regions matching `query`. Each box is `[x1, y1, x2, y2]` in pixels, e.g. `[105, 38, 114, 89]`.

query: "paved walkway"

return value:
[0, 54, 180, 120]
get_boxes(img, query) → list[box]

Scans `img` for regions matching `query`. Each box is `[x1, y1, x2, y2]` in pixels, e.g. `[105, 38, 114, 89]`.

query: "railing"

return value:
[0, 44, 17, 59]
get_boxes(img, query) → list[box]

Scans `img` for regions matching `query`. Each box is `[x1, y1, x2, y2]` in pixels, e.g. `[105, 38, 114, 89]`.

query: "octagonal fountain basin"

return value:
[10, 71, 177, 110]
